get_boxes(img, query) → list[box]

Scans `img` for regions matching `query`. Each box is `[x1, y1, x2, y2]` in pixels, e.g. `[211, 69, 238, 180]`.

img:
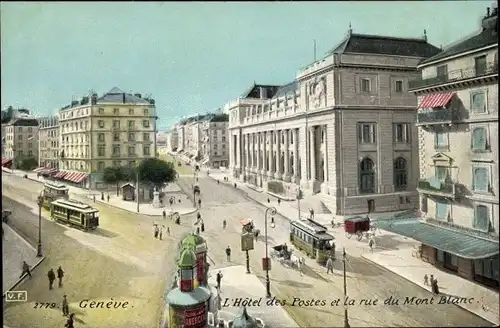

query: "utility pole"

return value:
[343, 247, 350, 328]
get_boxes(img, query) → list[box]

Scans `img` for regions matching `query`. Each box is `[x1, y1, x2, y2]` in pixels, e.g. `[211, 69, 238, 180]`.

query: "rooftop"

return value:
[240, 83, 281, 99]
[272, 81, 298, 99]
[97, 87, 152, 105]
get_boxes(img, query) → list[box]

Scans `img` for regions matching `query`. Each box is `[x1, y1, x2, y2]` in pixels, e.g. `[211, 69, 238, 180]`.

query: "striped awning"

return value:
[54, 171, 68, 179]
[33, 167, 45, 173]
[418, 92, 455, 109]
[64, 171, 88, 183]
[2, 157, 12, 166]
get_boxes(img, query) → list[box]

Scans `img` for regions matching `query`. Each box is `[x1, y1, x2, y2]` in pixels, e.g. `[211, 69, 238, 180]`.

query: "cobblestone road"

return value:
[2, 173, 193, 328]
[176, 175, 493, 327]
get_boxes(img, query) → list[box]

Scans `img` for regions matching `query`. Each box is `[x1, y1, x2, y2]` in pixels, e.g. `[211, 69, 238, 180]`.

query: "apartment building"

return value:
[394, 6, 498, 288]
[177, 125, 185, 152]
[200, 114, 229, 168]
[2, 117, 39, 168]
[38, 115, 59, 169]
[166, 129, 178, 152]
[57, 87, 157, 186]
[227, 29, 441, 215]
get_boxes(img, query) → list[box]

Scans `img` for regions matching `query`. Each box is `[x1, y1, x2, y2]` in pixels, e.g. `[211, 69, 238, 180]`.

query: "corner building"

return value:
[227, 29, 440, 215]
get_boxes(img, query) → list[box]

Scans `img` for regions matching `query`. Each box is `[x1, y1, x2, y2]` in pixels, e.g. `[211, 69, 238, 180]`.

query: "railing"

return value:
[409, 62, 498, 90]
[418, 179, 455, 195]
[417, 108, 455, 124]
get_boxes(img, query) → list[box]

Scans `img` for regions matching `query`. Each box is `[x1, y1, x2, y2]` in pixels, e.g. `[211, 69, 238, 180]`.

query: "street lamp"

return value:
[296, 188, 303, 220]
[36, 196, 44, 257]
[264, 206, 276, 298]
[342, 247, 350, 328]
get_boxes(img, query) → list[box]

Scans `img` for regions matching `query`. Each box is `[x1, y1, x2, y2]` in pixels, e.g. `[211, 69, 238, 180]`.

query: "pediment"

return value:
[431, 152, 454, 164]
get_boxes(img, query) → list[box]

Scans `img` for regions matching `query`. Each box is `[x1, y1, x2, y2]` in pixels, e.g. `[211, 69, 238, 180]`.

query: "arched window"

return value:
[359, 158, 375, 193]
[394, 157, 408, 191]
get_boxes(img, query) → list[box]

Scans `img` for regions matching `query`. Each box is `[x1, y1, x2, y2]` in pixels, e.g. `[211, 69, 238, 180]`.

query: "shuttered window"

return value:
[474, 205, 489, 231]
[471, 127, 487, 150]
[472, 167, 489, 192]
[435, 200, 447, 220]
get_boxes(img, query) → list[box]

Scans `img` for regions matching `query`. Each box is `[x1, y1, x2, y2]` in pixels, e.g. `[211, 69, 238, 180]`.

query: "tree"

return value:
[137, 158, 176, 188]
[102, 166, 128, 196]
[16, 155, 38, 171]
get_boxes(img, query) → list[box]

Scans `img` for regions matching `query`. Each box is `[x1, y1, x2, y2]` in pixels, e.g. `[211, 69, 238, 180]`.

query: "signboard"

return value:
[241, 233, 254, 251]
[262, 257, 271, 271]
[196, 252, 205, 285]
[184, 303, 207, 328]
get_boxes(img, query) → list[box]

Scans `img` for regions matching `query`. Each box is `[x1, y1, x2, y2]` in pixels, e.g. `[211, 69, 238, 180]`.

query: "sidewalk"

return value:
[2, 222, 45, 296]
[208, 170, 499, 326]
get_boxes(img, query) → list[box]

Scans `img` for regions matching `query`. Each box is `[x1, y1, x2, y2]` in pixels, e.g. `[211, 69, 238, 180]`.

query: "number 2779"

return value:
[34, 303, 56, 309]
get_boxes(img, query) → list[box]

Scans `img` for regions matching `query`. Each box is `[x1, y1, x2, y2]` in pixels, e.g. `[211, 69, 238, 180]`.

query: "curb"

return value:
[88, 197, 198, 217]
[360, 254, 498, 326]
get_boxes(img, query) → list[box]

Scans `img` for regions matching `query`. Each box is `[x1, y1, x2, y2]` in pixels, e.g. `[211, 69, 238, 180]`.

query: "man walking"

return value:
[198, 198, 202, 208]
[368, 236, 375, 253]
[153, 224, 159, 239]
[20, 261, 32, 279]
[326, 257, 334, 274]
[65, 313, 75, 328]
[48, 268, 56, 290]
[57, 266, 65, 287]
[216, 270, 223, 291]
[62, 295, 69, 316]
[225, 246, 231, 262]
[159, 225, 164, 240]
[162, 210, 166, 220]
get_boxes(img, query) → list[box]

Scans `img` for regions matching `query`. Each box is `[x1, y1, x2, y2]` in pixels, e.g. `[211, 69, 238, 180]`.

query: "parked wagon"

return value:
[344, 215, 371, 241]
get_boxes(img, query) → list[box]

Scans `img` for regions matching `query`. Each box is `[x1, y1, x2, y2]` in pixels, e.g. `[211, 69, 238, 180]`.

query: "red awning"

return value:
[54, 171, 68, 179]
[2, 157, 12, 166]
[33, 167, 45, 173]
[71, 172, 88, 184]
[418, 92, 455, 109]
[64, 171, 77, 182]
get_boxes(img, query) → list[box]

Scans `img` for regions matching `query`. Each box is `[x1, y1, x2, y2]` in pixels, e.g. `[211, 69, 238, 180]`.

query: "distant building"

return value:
[3, 117, 39, 167]
[406, 6, 498, 288]
[38, 115, 60, 168]
[200, 114, 229, 168]
[166, 129, 178, 152]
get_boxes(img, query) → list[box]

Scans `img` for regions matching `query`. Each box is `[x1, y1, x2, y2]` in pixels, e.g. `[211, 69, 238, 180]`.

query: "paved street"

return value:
[2, 173, 193, 328]
[177, 175, 493, 327]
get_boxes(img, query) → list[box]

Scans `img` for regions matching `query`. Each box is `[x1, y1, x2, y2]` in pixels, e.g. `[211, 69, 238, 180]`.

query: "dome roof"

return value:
[181, 233, 206, 247]
[230, 307, 259, 328]
[178, 248, 197, 267]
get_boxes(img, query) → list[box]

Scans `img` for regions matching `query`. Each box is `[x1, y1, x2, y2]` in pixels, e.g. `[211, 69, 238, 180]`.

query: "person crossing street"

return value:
[57, 266, 65, 287]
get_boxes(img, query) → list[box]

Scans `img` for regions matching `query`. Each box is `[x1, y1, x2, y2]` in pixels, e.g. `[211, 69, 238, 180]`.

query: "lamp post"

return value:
[296, 188, 302, 220]
[264, 206, 276, 298]
[342, 247, 350, 328]
[36, 196, 43, 257]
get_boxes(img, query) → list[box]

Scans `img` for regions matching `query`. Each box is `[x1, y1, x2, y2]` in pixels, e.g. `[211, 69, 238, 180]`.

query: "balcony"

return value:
[417, 108, 457, 125]
[409, 62, 498, 90]
[417, 178, 456, 198]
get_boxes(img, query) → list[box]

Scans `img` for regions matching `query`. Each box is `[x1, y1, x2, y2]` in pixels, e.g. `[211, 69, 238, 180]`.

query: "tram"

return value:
[41, 182, 69, 209]
[50, 199, 99, 231]
[289, 219, 336, 265]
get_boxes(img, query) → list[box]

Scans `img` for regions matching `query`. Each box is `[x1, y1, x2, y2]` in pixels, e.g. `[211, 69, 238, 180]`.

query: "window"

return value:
[113, 161, 121, 167]
[142, 120, 150, 128]
[98, 120, 105, 128]
[474, 205, 490, 231]
[113, 108, 120, 115]
[128, 161, 136, 168]
[98, 145, 105, 157]
[18, 150, 23, 157]
[129, 108, 134, 115]
[474, 55, 487, 75]
[214, 150, 218, 156]
[18, 135, 23, 140]
[28, 150, 33, 157]
[143, 133, 150, 141]
[360, 78, 371, 93]
[112, 145, 120, 156]
[128, 146, 136, 156]
[471, 127, 488, 151]
[222, 136, 226, 142]
[222, 144, 226, 149]
[98, 161, 105, 171]
[358, 123, 376, 144]
[471, 91, 486, 113]
[98, 108, 105, 114]
[28, 127, 32, 133]
[113, 133, 120, 142]
[435, 200, 448, 220]
[472, 166, 489, 192]
[394, 80, 403, 93]
[113, 120, 120, 129]
[434, 131, 447, 149]
[394, 123, 410, 143]
[128, 133, 135, 141]
[436, 65, 448, 77]
[128, 120, 135, 129]
[359, 158, 375, 193]
[28, 142, 33, 149]
[98, 133, 105, 142]
[143, 146, 150, 156]
[394, 157, 408, 191]
[17, 142, 22, 150]
[143, 108, 149, 116]
[435, 166, 449, 181]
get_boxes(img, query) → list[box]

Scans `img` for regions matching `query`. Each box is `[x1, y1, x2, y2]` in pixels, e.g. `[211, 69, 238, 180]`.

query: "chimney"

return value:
[122, 93, 126, 104]
[259, 87, 268, 99]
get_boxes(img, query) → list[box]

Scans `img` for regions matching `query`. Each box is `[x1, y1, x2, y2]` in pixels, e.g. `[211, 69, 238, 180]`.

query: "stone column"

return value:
[261, 132, 267, 176]
[294, 128, 300, 183]
[229, 132, 234, 171]
[309, 126, 316, 182]
[244, 134, 249, 173]
[322, 126, 328, 182]
[299, 127, 308, 187]
[251, 133, 255, 170]
[283, 129, 290, 182]
[236, 133, 241, 169]
[274, 130, 282, 179]
[267, 131, 274, 177]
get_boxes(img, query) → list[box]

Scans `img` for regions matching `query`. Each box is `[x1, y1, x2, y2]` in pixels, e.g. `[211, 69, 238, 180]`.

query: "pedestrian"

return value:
[196, 226, 200, 234]
[162, 210, 166, 220]
[267, 198, 270, 204]
[107, 194, 110, 202]
[223, 219, 227, 229]
[197, 212, 201, 221]
[57, 266, 65, 287]
[167, 226, 170, 235]
[65, 313, 75, 328]
[93, 194, 96, 203]
[432, 278, 440, 294]
[48, 268, 56, 290]
[20, 261, 32, 279]
[153, 224, 159, 238]
[368, 237, 375, 253]
[217, 180, 219, 184]
[234, 183, 237, 188]
[216, 270, 223, 290]
[62, 295, 69, 316]
[326, 257, 334, 274]
[225, 246, 231, 262]
[424, 274, 429, 286]
[429, 274, 434, 285]
[201, 222, 205, 232]
[159, 225, 164, 240]
[310, 208, 315, 219]
[198, 199, 202, 208]
[101, 192, 104, 201]
[277, 199, 281, 205]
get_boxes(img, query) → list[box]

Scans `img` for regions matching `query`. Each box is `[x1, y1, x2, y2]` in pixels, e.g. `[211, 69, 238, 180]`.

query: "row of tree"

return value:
[102, 158, 177, 195]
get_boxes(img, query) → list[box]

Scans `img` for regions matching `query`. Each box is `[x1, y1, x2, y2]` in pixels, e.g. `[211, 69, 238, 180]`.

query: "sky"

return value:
[1, 1, 493, 130]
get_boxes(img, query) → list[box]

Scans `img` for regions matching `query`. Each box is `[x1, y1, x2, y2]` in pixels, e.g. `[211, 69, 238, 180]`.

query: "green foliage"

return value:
[16, 156, 38, 171]
[267, 181, 284, 194]
[102, 166, 130, 195]
[137, 158, 176, 187]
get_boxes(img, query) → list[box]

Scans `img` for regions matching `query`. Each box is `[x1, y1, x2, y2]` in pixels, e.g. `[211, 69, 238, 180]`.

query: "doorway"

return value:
[367, 199, 375, 213]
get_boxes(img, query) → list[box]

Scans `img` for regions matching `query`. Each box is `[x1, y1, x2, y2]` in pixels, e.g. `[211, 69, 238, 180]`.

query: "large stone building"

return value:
[177, 125, 185, 152]
[38, 115, 59, 168]
[166, 128, 178, 152]
[227, 29, 441, 215]
[200, 114, 229, 168]
[2, 117, 39, 168]
[57, 87, 157, 185]
[400, 5, 498, 288]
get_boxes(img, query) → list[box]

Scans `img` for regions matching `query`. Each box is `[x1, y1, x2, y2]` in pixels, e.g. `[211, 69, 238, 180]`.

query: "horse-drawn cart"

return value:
[344, 215, 371, 241]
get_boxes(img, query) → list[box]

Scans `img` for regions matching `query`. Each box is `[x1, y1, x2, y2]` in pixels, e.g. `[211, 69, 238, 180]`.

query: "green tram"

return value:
[50, 199, 99, 231]
[290, 219, 336, 266]
[41, 182, 69, 209]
